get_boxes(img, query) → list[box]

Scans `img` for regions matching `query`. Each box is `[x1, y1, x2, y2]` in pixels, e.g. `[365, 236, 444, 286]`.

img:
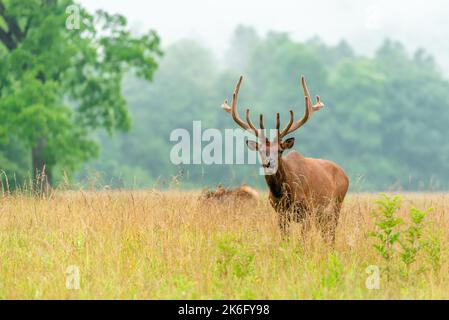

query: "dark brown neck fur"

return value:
[264, 157, 288, 199]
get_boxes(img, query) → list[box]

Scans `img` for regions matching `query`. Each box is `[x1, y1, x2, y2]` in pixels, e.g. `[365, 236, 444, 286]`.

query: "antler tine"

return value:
[221, 76, 251, 131]
[259, 114, 267, 140]
[222, 99, 231, 113]
[260, 114, 265, 130]
[222, 76, 242, 113]
[276, 113, 281, 131]
[302, 75, 325, 113]
[313, 95, 325, 112]
[246, 109, 258, 137]
[282, 96, 310, 136]
[281, 75, 324, 136]
[301, 75, 312, 109]
[278, 110, 294, 139]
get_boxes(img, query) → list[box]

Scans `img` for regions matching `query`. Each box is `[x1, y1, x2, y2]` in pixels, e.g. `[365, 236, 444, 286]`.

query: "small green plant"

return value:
[369, 194, 403, 281]
[423, 227, 442, 273]
[398, 207, 432, 278]
[320, 253, 344, 289]
[369, 194, 434, 283]
[215, 235, 255, 279]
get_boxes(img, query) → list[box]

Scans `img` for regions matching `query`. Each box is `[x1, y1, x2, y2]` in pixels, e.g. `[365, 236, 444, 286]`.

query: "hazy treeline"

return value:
[2, 24, 449, 191]
[80, 26, 449, 191]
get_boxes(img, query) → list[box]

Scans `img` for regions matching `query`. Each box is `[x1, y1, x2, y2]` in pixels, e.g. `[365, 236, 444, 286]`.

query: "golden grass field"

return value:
[0, 190, 448, 299]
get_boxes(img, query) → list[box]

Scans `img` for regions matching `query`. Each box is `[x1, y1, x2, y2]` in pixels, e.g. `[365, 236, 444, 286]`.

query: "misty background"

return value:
[2, 1, 449, 192]
[78, 0, 449, 191]
[81, 0, 449, 74]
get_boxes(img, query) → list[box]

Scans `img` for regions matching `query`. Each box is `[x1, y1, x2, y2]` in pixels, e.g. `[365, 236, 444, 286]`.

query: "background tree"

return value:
[0, 0, 161, 192]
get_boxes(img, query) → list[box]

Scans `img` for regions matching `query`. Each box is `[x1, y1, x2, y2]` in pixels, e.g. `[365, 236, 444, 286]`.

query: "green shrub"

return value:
[369, 194, 403, 281]
[369, 194, 433, 283]
[215, 235, 255, 279]
[399, 207, 432, 278]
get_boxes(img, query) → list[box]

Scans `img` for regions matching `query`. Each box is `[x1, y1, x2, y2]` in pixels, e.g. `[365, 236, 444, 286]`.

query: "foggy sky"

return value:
[79, 0, 449, 74]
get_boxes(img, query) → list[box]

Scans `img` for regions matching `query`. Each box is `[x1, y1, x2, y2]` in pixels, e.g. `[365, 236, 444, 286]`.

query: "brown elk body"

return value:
[200, 185, 259, 202]
[222, 75, 349, 242]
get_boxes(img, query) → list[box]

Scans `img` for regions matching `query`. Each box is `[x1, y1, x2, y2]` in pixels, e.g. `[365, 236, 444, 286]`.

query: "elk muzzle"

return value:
[262, 158, 275, 168]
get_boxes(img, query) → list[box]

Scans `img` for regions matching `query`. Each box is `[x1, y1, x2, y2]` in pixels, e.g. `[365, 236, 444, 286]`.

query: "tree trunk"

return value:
[32, 137, 52, 195]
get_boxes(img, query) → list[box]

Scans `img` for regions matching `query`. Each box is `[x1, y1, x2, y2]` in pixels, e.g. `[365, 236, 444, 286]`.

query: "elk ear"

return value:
[281, 137, 295, 150]
[246, 140, 259, 151]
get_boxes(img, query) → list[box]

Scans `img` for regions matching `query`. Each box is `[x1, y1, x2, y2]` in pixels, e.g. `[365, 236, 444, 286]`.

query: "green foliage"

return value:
[399, 207, 432, 274]
[369, 194, 434, 282]
[0, 0, 161, 186]
[369, 194, 403, 264]
[320, 253, 344, 289]
[423, 228, 442, 273]
[215, 235, 255, 279]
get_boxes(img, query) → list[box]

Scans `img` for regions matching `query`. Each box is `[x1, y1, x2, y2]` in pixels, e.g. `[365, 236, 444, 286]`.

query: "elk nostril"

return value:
[263, 159, 274, 168]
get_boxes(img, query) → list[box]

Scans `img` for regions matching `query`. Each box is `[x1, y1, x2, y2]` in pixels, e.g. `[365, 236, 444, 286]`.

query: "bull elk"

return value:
[221, 75, 349, 242]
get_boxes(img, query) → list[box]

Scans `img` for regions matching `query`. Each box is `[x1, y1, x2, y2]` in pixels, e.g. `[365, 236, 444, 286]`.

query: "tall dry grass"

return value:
[0, 190, 448, 299]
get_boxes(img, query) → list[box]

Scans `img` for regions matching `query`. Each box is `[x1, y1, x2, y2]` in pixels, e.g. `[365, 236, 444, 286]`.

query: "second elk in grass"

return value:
[200, 185, 259, 204]
[221, 75, 349, 243]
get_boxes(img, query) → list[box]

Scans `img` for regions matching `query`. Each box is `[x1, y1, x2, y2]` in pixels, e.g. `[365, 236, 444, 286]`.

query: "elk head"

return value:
[222, 75, 325, 174]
